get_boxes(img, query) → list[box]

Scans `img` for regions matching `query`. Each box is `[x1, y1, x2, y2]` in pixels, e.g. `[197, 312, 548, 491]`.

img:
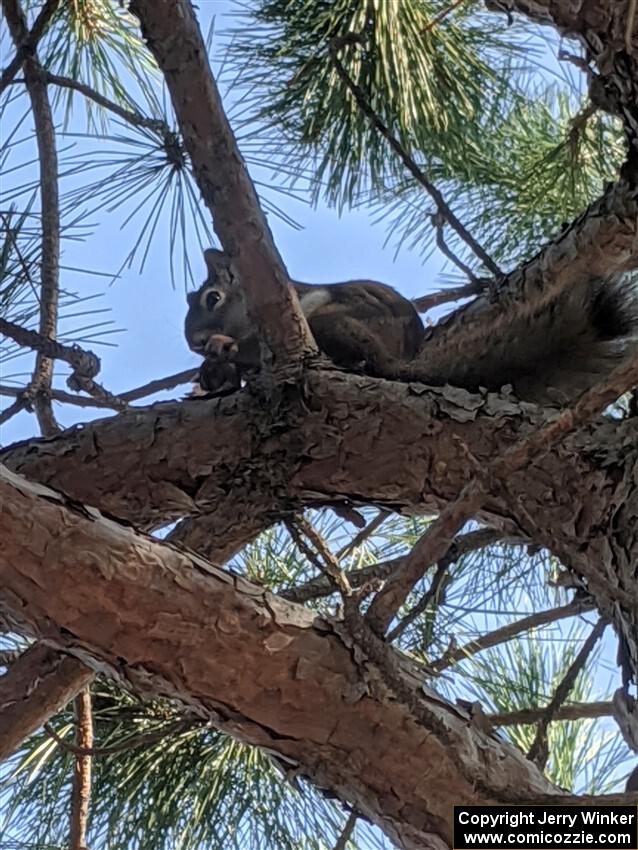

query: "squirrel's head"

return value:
[184, 249, 251, 353]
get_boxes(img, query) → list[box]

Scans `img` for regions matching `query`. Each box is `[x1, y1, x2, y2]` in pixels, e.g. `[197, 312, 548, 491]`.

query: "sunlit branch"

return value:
[69, 689, 93, 850]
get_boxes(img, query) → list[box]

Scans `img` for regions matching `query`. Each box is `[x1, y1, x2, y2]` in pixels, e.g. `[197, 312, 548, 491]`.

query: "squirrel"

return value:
[185, 248, 638, 404]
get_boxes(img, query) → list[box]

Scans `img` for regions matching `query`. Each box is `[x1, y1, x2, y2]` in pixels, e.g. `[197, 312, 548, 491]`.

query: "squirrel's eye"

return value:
[205, 290, 222, 311]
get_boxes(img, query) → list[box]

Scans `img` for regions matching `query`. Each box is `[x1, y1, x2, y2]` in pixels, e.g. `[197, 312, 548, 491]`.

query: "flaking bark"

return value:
[0, 464, 563, 850]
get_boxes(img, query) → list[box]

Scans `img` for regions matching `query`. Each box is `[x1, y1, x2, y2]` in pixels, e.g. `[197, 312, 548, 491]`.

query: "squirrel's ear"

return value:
[203, 248, 229, 279]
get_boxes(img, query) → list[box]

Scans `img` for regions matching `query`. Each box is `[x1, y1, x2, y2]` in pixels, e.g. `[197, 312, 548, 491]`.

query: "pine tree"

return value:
[1, 1, 637, 849]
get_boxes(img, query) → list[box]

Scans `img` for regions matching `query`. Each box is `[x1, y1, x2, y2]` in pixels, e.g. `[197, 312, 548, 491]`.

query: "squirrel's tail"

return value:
[410, 275, 638, 405]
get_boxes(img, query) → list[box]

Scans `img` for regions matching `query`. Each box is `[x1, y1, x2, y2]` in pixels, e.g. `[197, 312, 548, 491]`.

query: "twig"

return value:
[336, 509, 389, 560]
[0, 318, 100, 376]
[0, 396, 28, 427]
[365, 354, 638, 636]
[0, 0, 60, 94]
[489, 700, 613, 727]
[0, 318, 123, 408]
[328, 37, 503, 279]
[13, 70, 173, 137]
[282, 554, 400, 604]
[421, 0, 466, 34]
[411, 280, 483, 313]
[388, 529, 504, 644]
[527, 619, 607, 769]
[431, 211, 481, 281]
[69, 688, 92, 850]
[334, 809, 358, 850]
[119, 368, 198, 402]
[45, 718, 199, 757]
[0, 369, 198, 414]
[282, 528, 505, 605]
[386, 558, 451, 644]
[429, 599, 596, 673]
[287, 516, 351, 597]
[4, 0, 61, 436]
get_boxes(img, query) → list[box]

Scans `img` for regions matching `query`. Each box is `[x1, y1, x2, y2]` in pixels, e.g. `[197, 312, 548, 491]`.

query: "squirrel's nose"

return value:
[189, 329, 212, 352]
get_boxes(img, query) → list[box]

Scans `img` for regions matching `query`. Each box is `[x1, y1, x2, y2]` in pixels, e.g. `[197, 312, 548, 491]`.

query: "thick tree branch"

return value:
[129, 0, 316, 371]
[2, 370, 637, 682]
[366, 354, 638, 635]
[0, 464, 563, 850]
[0, 643, 93, 762]
[417, 178, 638, 386]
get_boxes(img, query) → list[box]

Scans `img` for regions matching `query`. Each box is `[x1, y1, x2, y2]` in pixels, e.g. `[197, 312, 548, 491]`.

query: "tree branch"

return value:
[286, 515, 351, 596]
[527, 619, 607, 769]
[129, 0, 316, 371]
[416, 179, 638, 388]
[328, 36, 502, 279]
[411, 280, 484, 314]
[386, 559, 451, 645]
[0, 0, 59, 94]
[283, 529, 505, 605]
[0, 368, 197, 413]
[334, 810, 358, 850]
[365, 354, 638, 636]
[13, 69, 173, 136]
[0, 643, 93, 762]
[2, 369, 637, 685]
[489, 701, 613, 728]
[0, 317, 101, 383]
[429, 599, 597, 673]
[69, 689, 93, 850]
[3, 0, 61, 436]
[0, 463, 562, 850]
[0, 395, 28, 427]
